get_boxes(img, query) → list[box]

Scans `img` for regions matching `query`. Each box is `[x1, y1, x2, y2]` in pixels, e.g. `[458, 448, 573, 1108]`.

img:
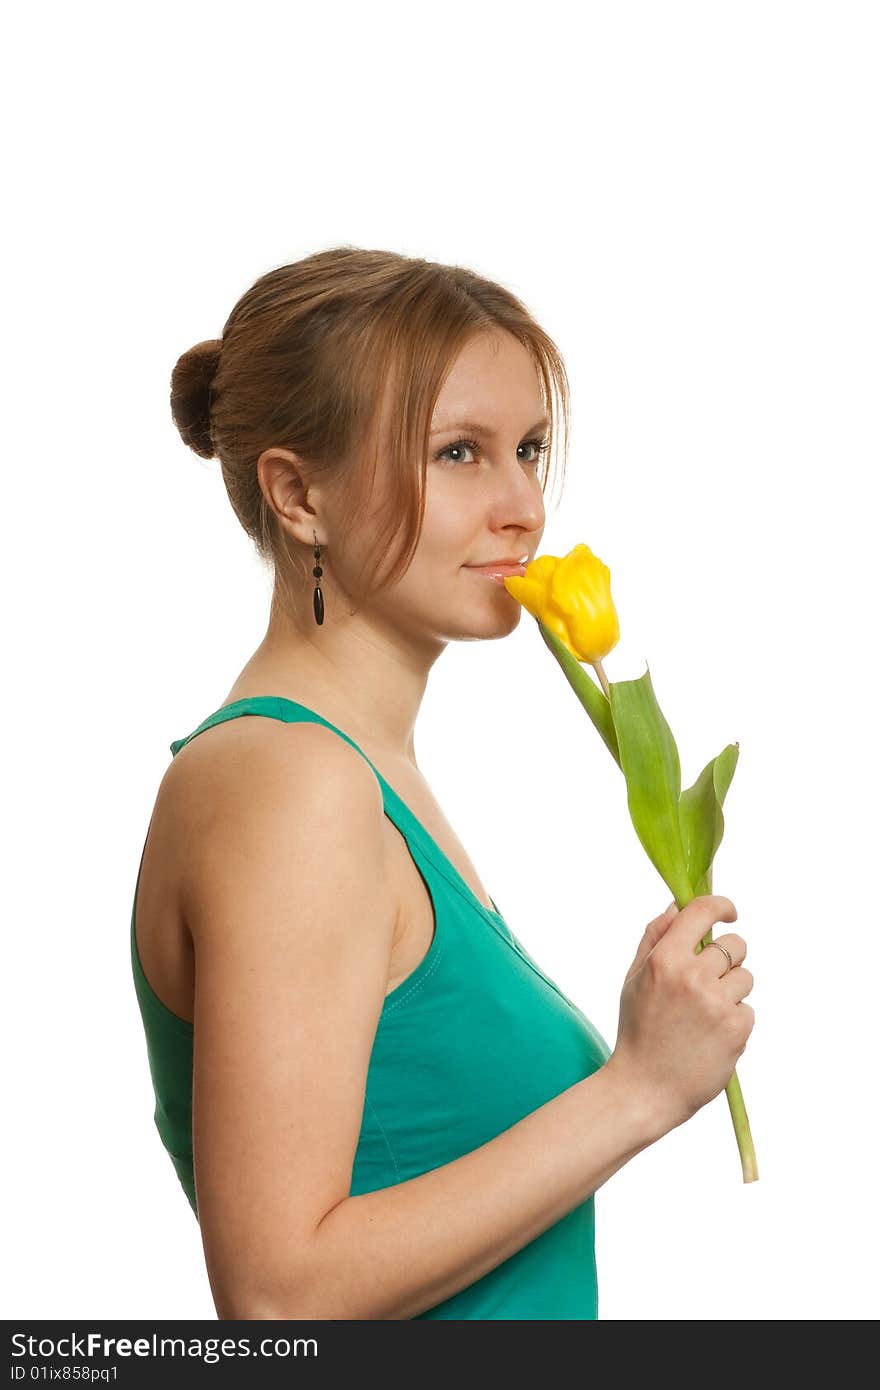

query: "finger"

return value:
[718, 964, 754, 1005]
[696, 932, 747, 979]
[629, 902, 679, 975]
[665, 895, 738, 961]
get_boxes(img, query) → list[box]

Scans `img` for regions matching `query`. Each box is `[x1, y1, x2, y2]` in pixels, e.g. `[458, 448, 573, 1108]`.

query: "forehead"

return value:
[430, 332, 545, 431]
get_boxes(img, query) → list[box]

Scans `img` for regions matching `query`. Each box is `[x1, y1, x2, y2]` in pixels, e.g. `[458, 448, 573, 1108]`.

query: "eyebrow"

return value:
[430, 416, 550, 438]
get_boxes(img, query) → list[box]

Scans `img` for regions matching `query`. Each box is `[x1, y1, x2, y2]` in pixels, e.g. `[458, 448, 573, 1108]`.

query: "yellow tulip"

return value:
[504, 543, 620, 666]
[507, 538, 757, 1183]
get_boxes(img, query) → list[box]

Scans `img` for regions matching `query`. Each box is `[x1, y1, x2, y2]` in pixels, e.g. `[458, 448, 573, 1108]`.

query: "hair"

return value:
[170, 245, 570, 613]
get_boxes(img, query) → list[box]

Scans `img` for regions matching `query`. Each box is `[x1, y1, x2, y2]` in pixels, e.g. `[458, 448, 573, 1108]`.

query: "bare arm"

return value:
[180, 719, 668, 1322]
[297, 1057, 659, 1320]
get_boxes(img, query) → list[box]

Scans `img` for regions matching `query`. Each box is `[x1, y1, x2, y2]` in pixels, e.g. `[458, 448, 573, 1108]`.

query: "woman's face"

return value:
[356, 330, 548, 648]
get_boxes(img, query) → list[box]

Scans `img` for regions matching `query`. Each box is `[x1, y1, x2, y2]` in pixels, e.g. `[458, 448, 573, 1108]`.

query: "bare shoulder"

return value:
[163, 714, 392, 926]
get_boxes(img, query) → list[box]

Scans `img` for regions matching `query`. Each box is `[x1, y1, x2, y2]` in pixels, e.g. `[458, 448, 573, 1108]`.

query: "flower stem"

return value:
[592, 658, 611, 700]
[725, 1067, 759, 1183]
[696, 926, 759, 1183]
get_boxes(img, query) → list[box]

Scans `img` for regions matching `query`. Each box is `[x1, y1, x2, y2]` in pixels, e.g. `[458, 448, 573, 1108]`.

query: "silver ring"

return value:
[703, 940, 734, 976]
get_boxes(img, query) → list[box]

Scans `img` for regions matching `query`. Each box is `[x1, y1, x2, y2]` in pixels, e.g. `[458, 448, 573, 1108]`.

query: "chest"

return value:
[353, 857, 614, 1193]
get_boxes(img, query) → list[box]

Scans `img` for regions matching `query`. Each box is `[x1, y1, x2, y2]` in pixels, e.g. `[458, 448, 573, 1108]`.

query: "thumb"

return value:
[627, 902, 679, 979]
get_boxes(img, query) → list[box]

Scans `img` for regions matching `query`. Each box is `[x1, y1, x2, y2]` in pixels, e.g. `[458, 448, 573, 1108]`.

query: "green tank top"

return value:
[130, 695, 613, 1320]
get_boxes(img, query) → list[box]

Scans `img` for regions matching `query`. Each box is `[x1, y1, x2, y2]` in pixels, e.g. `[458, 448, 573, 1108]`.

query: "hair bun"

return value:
[170, 338, 222, 459]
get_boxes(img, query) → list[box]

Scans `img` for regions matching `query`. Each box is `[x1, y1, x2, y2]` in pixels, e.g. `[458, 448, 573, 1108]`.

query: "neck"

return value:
[231, 588, 445, 766]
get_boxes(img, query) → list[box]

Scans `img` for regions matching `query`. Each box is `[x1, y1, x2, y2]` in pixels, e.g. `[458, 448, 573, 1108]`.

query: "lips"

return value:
[465, 562, 528, 578]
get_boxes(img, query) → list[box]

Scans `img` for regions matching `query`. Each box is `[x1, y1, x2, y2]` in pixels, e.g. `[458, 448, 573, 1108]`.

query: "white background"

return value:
[4, 0, 877, 1322]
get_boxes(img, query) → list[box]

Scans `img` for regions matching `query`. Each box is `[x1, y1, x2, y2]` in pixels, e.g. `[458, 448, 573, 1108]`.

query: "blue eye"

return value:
[434, 435, 551, 466]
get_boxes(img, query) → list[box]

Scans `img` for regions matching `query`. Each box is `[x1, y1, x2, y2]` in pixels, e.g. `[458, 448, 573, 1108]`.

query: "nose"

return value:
[493, 458, 545, 534]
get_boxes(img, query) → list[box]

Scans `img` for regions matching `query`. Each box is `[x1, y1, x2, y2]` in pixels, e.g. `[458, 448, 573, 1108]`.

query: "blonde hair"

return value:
[170, 245, 569, 612]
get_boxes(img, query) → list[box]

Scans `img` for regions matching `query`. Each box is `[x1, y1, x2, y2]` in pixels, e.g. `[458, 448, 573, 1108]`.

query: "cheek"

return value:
[421, 486, 473, 560]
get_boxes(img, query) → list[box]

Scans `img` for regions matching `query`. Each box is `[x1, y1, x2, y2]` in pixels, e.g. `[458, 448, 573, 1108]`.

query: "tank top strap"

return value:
[169, 694, 396, 800]
[170, 695, 377, 769]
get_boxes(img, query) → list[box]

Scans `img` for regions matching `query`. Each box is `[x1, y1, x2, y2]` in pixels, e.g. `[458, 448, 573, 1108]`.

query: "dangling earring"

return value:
[312, 530, 324, 625]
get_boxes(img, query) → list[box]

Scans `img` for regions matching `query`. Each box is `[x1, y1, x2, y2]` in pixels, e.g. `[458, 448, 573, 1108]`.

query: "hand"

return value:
[608, 895, 755, 1135]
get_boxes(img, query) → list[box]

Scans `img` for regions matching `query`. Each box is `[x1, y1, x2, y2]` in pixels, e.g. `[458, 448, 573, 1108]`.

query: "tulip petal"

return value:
[608, 664, 694, 905]
[503, 565, 553, 620]
[505, 545, 620, 665]
[550, 545, 620, 663]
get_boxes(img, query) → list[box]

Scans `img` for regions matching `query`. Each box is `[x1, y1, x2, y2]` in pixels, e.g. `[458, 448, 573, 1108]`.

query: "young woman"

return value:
[131, 246, 754, 1320]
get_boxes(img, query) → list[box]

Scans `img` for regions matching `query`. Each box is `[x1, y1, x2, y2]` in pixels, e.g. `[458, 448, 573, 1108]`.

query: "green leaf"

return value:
[537, 620, 620, 766]
[608, 663, 694, 906]
[679, 742, 739, 899]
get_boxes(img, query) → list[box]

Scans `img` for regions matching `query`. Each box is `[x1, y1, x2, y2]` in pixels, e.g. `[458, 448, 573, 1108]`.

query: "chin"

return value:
[451, 600, 523, 643]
